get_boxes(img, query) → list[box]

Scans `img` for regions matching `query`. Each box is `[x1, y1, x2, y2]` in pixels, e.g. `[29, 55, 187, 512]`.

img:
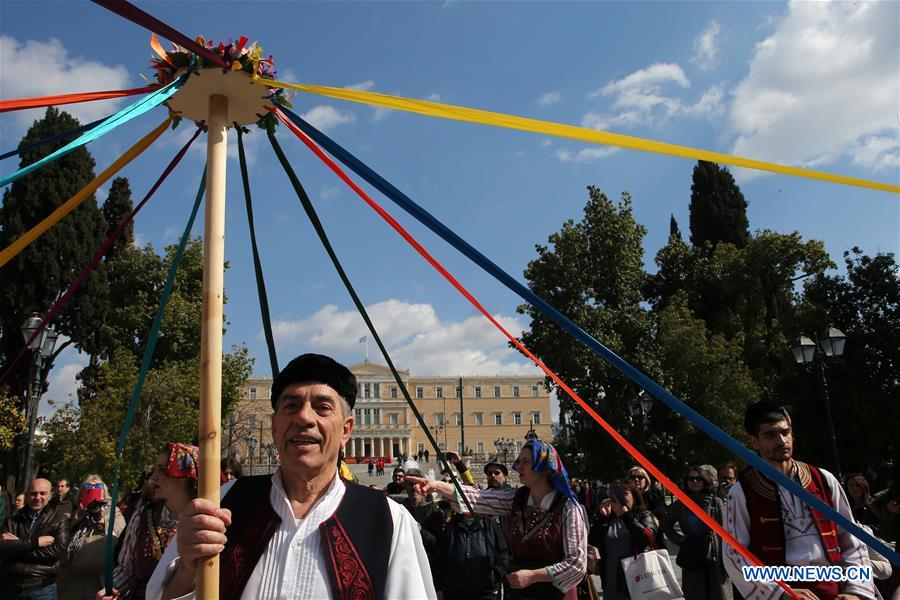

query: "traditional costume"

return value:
[146, 469, 434, 600]
[453, 441, 587, 599]
[724, 460, 875, 599]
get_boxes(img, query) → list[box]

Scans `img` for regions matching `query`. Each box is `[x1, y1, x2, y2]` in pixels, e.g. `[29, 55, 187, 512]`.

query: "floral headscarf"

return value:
[164, 442, 199, 479]
[523, 439, 576, 500]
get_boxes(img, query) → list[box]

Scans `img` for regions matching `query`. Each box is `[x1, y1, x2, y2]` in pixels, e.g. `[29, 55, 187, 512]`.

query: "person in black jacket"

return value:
[0, 478, 71, 599]
[588, 481, 658, 600]
[402, 468, 444, 588]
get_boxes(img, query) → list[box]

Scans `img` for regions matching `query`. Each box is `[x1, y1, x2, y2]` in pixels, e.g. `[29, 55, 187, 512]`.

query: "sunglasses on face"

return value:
[486, 470, 503, 476]
[82, 483, 104, 489]
[686, 476, 703, 482]
[629, 475, 647, 482]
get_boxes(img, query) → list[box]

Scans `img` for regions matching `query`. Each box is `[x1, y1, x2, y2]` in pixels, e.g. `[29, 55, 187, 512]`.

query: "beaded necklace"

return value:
[145, 507, 177, 560]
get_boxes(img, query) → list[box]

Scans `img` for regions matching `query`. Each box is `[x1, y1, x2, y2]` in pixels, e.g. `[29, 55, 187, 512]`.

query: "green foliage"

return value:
[101, 177, 134, 262]
[0, 388, 26, 451]
[688, 161, 750, 250]
[0, 108, 109, 393]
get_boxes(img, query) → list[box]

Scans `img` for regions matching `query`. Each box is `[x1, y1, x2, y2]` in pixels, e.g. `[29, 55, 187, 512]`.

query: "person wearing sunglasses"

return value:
[625, 466, 667, 520]
[660, 466, 726, 600]
[58, 475, 126, 600]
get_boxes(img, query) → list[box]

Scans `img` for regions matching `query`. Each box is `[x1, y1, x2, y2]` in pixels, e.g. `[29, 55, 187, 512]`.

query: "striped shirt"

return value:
[455, 485, 588, 592]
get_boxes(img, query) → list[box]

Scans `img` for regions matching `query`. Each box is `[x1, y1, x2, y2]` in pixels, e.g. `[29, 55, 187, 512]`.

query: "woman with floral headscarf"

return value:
[409, 440, 587, 599]
[106, 442, 199, 600]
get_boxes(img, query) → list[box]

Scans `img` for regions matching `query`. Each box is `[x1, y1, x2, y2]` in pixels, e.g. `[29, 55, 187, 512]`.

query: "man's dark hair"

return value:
[744, 401, 791, 436]
[270, 353, 357, 410]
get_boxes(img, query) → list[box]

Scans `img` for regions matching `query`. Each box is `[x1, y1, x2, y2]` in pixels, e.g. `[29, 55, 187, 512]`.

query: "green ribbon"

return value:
[103, 168, 206, 594]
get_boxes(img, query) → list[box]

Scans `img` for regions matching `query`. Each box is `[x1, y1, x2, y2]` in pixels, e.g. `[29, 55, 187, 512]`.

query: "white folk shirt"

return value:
[146, 470, 436, 600]
[723, 463, 875, 600]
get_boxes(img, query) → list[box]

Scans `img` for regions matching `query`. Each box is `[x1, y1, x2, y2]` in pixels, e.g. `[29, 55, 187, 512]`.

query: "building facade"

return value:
[230, 359, 553, 467]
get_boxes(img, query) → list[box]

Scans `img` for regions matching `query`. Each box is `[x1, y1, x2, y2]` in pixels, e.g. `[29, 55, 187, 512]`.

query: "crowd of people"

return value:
[1, 352, 896, 600]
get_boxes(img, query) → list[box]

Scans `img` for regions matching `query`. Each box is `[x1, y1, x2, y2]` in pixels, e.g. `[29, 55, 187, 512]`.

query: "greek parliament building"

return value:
[230, 359, 553, 466]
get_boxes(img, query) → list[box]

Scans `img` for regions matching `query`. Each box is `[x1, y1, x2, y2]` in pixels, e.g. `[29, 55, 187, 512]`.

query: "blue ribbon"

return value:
[1, 73, 188, 188]
[278, 106, 899, 568]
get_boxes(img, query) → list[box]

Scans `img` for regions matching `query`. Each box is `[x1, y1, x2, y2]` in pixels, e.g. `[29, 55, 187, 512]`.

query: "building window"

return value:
[494, 412, 503, 425]
[531, 385, 539, 397]
[374, 383, 381, 398]
[455, 412, 463, 426]
[416, 387, 423, 399]
[456, 385, 462, 398]
[249, 415, 257, 428]
[389, 413, 398, 425]
[532, 411, 542, 425]
[390, 386, 398, 398]
[436, 386, 443, 398]
[436, 413, 445, 426]
[512, 386, 520, 397]
[474, 386, 482, 398]
[476, 441, 484, 453]
[514, 412, 522, 425]
[418, 442, 425, 452]
[363, 383, 371, 399]
[373, 409, 381, 425]
[355, 409, 362, 422]
[493, 386, 501, 398]
[363, 409, 371, 425]
[474, 412, 484, 426]
[249, 387, 257, 400]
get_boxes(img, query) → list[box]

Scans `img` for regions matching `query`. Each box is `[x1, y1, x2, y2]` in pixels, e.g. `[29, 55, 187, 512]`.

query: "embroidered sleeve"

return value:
[545, 500, 588, 592]
[453, 485, 517, 516]
[822, 469, 876, 599]
[723, 484, 781, 600]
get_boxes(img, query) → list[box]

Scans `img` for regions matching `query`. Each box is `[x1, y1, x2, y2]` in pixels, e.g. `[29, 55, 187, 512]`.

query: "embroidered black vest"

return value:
[218, 475, 393, 600]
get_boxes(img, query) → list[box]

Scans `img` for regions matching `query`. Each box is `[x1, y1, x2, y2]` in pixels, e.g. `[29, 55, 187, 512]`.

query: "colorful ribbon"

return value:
[273, 108, 800, 598]
[105, 167, 206, 595]
[0, 127, 201, 388]
[0, 119, 171, 268]
[261, 80, 898, 195]
[0, 73, 187, 189]
[89, 0, 228, 69]
[0, 86, 156, 113]
[276, 106, 899, 569]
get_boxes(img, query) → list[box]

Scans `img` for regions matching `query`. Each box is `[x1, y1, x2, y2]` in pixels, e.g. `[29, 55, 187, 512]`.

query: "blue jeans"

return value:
[0, 584, 58, 600]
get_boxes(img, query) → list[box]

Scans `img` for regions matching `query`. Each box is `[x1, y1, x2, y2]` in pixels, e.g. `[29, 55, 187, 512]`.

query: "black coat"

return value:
[438, 514, 509, 595]
[0, 505, 71, 593]
[588, 509, 658, 596]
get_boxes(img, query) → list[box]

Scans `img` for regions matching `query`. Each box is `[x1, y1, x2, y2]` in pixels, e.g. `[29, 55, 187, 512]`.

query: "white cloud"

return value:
[373, 106, 392, 123]
[300, 105, 356, 131]
[691, 20, 721, 70]
[683, 84, 725, 118]
[554, 147, 620, 163]
[426, 93, 442, 102]
[320, 184, 341, 200]
[0, 36, 131, 127]
[585, 63, 693, 130]
[540, 139, 553, 148]
[346, 80, 375, 91]
[849, 134, 900, 172]
[271, 300, 541, 376]
[729, 1, 899, 179]
[536, 91, 561, 106]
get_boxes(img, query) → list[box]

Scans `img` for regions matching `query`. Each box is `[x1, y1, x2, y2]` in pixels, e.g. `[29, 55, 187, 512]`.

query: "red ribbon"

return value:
[0, 86, 156, 113]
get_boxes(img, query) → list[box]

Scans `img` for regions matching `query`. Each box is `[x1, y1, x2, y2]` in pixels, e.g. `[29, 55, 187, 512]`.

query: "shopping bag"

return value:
[620, 548, 684, 600]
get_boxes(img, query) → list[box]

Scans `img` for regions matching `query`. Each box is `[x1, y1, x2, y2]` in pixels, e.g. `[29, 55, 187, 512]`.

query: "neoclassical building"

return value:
[231, 359, 554, 466]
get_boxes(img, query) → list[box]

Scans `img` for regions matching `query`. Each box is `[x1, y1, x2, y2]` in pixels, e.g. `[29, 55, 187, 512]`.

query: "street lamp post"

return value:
[246, 435, 257, 472]
[790, 326, 846, 479]
[266, 442, 275, 468]
[493, 437, 515, 464]
[629, 390, 653, 431]
[20, 315, 58, 489]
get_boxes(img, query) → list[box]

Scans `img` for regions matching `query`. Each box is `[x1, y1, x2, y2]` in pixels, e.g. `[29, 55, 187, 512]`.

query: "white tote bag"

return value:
[620, 548, 684, 600]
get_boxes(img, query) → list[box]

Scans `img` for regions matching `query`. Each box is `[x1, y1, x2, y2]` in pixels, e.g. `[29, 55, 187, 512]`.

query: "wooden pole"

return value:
[198, 93, 227, 599]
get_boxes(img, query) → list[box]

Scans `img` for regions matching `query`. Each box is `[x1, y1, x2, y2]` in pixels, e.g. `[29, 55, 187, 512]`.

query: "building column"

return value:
[377, 437, 384, 457]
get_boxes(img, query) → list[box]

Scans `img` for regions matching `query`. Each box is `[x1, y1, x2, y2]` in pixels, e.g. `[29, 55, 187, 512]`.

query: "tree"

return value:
[688, 161, 750, 250]
[101, 177, 134, 262]
[518, 187, 657, 481]
[787, 249, 899, 472]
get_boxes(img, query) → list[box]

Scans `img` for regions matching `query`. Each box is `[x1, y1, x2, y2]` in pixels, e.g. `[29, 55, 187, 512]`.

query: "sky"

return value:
[1, 1, 897, 421]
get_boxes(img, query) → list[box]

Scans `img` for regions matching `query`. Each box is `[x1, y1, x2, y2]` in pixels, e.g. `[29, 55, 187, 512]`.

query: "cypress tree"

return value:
[688, 161, 750, 249]
[669, 214, 682, 240]
[102, 177, 134, 261]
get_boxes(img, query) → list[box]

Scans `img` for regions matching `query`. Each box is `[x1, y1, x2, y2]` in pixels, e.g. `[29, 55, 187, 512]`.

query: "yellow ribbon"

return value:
[0, 119, 171, 268]
[257, 79, 899, 195]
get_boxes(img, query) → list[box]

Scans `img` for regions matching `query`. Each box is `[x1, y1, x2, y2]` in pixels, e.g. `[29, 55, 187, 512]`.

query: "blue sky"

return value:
[1, 1, 897, 418]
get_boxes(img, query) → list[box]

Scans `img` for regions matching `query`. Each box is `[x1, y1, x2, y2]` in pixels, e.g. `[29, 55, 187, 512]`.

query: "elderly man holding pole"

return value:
[147, 353, 435, 600]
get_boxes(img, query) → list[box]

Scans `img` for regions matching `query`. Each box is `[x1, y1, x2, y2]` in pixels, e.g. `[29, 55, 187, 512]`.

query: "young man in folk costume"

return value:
[723, 401, 876, 600]
[147, 353, 435, 600]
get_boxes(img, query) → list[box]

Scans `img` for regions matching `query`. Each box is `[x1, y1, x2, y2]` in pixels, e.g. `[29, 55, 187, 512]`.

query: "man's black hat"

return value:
[270, 353, 357, 409]
[483, 461, 508, 476]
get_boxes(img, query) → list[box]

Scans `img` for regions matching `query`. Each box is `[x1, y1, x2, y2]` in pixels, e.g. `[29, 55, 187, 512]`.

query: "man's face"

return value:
[392, 471, 405, 486]
[486, 467, 507, 489]
[718, 468, 736, 490]
[750, 419, 793, 463]
[57, 480, 69, 498]
[28, 479, 52, 511]
[272, 382, 353, 478]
